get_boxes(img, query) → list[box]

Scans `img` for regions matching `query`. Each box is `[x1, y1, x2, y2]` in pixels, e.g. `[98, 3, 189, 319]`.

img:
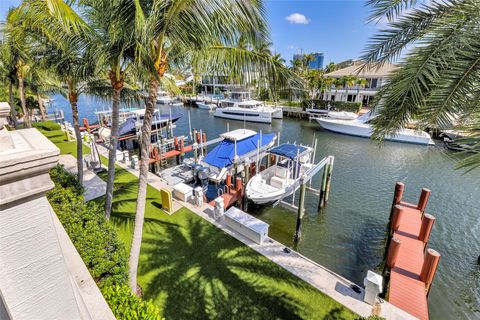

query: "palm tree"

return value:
[272, 53, 286, 65]
[355, 78, 369, 104]
[0, 34, 19, 128]
[363, 0, 480, 168]
[128, 0, 298, 294]
[342, 75, 357, 102]
[82, 0, 140, 220]
[17, 0, 95, 182]
[324, 62, 336, 74]
[333, 78, 343, 101]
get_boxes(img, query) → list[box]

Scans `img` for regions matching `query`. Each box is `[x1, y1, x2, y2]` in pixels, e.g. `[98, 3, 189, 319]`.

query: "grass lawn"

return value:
[39, 127, 358, 320]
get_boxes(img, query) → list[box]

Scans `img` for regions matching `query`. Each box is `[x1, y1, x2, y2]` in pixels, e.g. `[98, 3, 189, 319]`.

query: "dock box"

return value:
[172, 183, 193, 202]
[223, 207, 269, 244]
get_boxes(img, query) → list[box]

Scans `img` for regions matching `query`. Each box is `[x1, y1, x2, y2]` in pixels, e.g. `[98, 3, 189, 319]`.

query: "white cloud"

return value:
[285, 13, 309, 25]
[288, 45, 295, 50]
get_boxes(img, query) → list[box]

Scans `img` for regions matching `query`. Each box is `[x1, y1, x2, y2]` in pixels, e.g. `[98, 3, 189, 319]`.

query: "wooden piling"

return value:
[386, 237, 401, 269]
[243, 161, 250, 211]
[419, 214, 436, 247]
[318, 157, 333, 209]
[294, 181, 307, 242]
[417, 188, 431, 214]
[420, 249, 441, 296]
[390, 182, 405, 223]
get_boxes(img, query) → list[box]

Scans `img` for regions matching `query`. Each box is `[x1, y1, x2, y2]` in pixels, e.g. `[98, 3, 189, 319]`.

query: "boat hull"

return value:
[213, 108, 272, 124]
[246, 175, 296, 204]
[196, 102, 216, 110]
[316, 118, 434, 145]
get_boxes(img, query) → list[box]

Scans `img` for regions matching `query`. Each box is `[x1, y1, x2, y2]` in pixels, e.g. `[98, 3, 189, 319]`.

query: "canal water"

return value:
[50, 95, 479, 320]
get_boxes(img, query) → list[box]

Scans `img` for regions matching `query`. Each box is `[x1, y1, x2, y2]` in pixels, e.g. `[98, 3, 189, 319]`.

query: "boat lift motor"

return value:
[213, 197, 224, 220]
[363, 270, 383, 305]
[194, 186, 204, 207]
[130, 155, 138, 169]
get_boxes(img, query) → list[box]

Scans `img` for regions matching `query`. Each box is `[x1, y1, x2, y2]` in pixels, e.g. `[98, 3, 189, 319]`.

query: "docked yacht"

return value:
[156, 90, 173, 104]
[246, 143, 313, 204]
[316, 112, 434, 145]
[213, 91, 282, 124]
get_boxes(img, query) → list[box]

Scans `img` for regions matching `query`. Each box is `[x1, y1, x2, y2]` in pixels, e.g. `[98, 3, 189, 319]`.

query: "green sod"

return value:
[39, 126, 358, 320]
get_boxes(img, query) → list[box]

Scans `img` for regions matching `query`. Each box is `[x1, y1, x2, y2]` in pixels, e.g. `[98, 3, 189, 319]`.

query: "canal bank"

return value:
[49, 94, 480, 320]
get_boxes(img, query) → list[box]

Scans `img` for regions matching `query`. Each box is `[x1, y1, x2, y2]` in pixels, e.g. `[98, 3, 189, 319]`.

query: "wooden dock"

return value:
[384, 184, 440, 320]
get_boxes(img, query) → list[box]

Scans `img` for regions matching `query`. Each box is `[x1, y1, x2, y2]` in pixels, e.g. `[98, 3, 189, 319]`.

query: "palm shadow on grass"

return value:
[138, 212, 356, 320]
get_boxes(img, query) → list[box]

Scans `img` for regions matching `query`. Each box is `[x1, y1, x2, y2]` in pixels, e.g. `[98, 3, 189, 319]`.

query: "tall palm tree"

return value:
[0, 35, 19, 128]
[363, 0, 480, 168]
[342, 75, 357, 101]
[128, 0, 298, 294]
[272, 53, 286, 65]
[324, 62, 336, 74]
[17, 0, 94, 182]
[82, 0, 140, 220]
[355, 78, 369, 103]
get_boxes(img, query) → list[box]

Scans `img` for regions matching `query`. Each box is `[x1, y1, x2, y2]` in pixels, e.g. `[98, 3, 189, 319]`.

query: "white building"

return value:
[323, 61, 398, 106]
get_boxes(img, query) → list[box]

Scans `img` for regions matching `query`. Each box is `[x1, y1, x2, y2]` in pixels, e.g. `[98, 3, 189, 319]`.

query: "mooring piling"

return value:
[318, 156, 334, 209]
[294, 179, 307, 242]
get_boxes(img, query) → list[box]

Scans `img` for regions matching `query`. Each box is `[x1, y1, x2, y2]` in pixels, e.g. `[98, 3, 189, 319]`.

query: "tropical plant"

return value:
[341, 75, 358, 101]
[363, 0, 480, 168]
[0, 36, 19, 128]
[324, 62, 337, 74]
[128, 0, 298, 294]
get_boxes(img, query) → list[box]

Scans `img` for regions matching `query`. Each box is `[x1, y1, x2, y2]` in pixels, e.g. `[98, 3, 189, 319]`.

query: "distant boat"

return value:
[213, 91, 282, 124]
[156, 90, 173, 104]
[246, 143, 313, 204]
[315, 112, 434, 145]
[196, 102, 216, 110]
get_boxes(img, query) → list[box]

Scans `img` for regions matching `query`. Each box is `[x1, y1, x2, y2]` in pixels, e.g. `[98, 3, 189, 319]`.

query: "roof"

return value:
[270, 144, 308, 160]
[325, 61, 398, 78]
[203, 132, 275, 169]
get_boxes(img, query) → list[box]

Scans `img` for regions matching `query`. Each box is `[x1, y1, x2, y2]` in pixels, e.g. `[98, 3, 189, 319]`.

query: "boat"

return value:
[201, 129, 276, 183]
[327, 111, 358, 120]
[246, 143, 313, 204]
[213, 91, 282, 124]
[98, 109, 182, 142]
[156, 90, 173, 104]
[315, 112, 434, 145]
[196, 102, 216, 110]
[439, 130, 479, 152]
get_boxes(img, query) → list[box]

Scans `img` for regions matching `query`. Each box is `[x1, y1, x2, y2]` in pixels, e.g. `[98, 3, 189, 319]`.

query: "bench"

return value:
[223, 207, 269, 244]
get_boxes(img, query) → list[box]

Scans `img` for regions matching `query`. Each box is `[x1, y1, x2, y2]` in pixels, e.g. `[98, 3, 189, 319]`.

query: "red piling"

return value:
[386, 237, 401, 269]
[419, 214, 436, 246]
[391, 205, 405, 232]
[420, 249, 441, 296]
[235, 177, 242, 192]
[390, 182, 404, 221]
[417, 188, 431, 213]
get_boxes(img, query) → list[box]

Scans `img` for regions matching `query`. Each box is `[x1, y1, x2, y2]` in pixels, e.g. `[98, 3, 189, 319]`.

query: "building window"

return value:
[331, 95, 335, 101]
[347, 94, 356, 102]
[370, 78, 378, 88]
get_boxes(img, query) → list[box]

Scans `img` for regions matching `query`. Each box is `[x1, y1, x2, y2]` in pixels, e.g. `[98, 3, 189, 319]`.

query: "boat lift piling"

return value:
[290, 155, 334, 242]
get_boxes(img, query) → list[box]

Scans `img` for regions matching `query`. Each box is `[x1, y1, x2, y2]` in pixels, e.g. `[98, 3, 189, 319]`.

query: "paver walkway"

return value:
[93, 143, 414, 320]
[59, 155, 106, 201]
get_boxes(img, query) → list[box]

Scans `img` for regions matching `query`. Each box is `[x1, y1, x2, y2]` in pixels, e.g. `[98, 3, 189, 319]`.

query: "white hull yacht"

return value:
[246, 144, 313, 204]
[156, 90, 173, 104]
[196, 102, 216, 110]
[316, 112, 434, 145]
[213, 91, 282, 124]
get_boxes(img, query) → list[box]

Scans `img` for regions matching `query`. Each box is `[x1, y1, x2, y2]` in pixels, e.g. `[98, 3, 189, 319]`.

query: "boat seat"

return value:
[270, 176, 286, 189]
[275, 166, 290, 179]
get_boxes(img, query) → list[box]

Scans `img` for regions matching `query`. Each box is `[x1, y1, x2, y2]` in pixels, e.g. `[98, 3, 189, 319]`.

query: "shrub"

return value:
[302, 99, 362, 113]
[33, 121, 61, 131]
[101, 285, 163, 320]
[47, 165, 162, 319]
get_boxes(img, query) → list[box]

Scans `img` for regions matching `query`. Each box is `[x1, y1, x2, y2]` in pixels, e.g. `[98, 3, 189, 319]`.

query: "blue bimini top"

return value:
[269, 144, 308, 160]
[203, 132, 276, 169]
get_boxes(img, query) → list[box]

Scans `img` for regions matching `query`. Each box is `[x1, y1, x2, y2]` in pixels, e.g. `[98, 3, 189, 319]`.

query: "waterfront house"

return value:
[323, 60, 398, 106]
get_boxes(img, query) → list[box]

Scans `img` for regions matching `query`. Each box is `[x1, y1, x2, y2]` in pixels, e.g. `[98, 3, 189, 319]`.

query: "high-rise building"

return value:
[293, 52, 324, 70]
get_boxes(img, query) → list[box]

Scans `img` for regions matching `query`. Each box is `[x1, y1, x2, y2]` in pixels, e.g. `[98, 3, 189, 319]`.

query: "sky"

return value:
[1, 0, 381, 65]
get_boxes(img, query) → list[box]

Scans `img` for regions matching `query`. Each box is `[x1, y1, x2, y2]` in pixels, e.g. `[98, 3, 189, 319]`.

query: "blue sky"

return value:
[1, 0, 379, 64]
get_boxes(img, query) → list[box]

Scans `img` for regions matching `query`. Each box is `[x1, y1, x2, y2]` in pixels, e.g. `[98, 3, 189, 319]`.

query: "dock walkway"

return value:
[92, 143, 413, 319]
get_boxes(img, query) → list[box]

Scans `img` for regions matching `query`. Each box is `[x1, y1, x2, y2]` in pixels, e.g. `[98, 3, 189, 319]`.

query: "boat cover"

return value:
[118, 113, 182, 136]
[203, 132, 275, 169]
[270, 144, 308, 160]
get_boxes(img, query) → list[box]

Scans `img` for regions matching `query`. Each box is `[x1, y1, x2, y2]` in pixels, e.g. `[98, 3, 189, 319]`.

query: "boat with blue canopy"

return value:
[246, 143, 314, 204]
[201, 129, 276, 183]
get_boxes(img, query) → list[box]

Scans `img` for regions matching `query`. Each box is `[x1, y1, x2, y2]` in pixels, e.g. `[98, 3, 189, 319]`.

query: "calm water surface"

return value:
[51, 94, 480, 320]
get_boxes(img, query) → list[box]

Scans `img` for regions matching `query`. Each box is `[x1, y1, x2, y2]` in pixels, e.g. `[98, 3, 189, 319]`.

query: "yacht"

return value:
[213, 91, 282, 124]
[246, 143, 313, 204]
[156, 90, 173, 104]
[316, 112, 434, 145]
[196, 102, 217, 110]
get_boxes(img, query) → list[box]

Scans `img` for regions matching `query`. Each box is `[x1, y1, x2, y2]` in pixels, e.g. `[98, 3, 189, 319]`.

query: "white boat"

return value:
[327, 111, 358, 120]
[213, 91, 282, 124]
[246, 143, 313, 204]
[156, 90, 173, 104]
[196, 102, 216, 110]
[316, 112, 434, 145]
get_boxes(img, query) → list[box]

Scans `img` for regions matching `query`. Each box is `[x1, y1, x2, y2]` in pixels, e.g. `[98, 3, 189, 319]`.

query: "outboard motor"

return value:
[192, 164, 202, 185]
[197, 166, 211, 191]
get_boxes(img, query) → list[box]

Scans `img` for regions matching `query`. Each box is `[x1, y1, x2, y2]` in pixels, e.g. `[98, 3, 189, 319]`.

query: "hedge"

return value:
[47, 165, 162, 319]
[302, 99, 362, 113]
[33, 121, 61, 131]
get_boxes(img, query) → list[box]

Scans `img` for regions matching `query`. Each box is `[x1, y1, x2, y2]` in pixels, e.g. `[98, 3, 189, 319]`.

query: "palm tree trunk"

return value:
[68, 83, 83, 183]
[129, 77, 159, 293]
[18, 76, 31, 128]
[9, 82, 18, 129]
[37, 93, 47, 121]
[105, 75, 124, 220]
